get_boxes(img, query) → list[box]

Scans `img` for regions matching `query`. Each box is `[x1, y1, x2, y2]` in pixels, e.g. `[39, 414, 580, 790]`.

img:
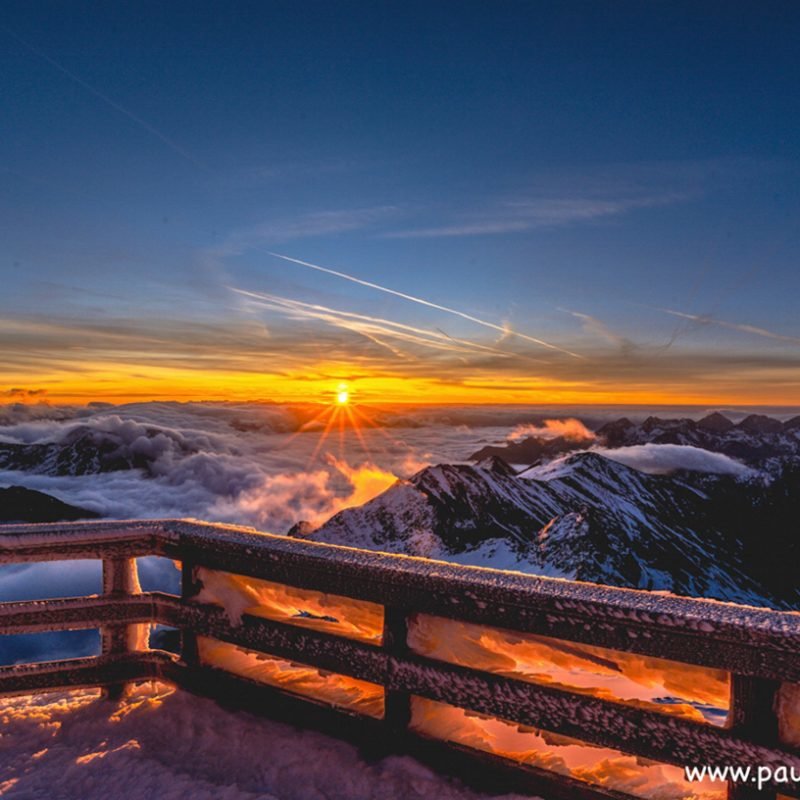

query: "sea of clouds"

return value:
[0, 400, 775, 534]
[1, 401, 549, 533]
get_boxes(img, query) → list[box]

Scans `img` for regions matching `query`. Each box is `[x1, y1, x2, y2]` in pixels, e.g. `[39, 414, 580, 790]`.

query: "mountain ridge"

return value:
[307, 450, 797, 609]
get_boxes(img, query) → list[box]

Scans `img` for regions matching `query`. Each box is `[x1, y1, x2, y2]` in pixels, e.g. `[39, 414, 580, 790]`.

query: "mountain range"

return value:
[0, 422, 197, 476]
[470, 412, 800, 469]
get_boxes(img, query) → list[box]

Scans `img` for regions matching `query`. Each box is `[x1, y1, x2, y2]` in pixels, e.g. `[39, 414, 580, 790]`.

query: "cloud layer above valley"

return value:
[0, 401, 773, 540]
[594, 443, 750, 476]
[3, 401, 582, 533]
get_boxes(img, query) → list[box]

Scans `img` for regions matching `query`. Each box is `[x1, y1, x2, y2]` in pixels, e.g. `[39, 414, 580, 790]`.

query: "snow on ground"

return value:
[0, 683, 532, 800]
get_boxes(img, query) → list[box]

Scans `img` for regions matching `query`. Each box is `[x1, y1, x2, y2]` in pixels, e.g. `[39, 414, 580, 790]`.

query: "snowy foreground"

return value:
[0, 683, 533, 800]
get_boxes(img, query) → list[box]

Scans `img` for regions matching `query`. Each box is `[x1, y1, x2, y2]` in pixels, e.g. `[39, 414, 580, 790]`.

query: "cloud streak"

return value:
[561, 309, 636, 352]
[382, 192, 689, 239]
[3, 27, 206, 171]
[661, 309, 800, 347]
[226, 207, 399, 248]
[230, 286, 519, 360]
[266, 252, 582, 358]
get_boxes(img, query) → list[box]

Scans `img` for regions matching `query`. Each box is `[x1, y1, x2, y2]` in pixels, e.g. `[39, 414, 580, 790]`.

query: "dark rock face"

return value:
[469, 435, 594, 466]
[593, 417, 635, 447]
[697, 412, 735, 433]
[737, 414, 785, 435]
[0, 486, 100, 523]
[287, 520, 316, 538]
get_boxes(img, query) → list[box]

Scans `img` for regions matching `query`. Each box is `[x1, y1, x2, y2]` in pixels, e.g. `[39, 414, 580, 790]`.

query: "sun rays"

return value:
[298, 384, 406, 468]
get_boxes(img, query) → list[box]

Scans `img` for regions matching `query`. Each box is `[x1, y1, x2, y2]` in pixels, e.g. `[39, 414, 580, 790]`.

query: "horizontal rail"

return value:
[159, 596, 388, 684]
[0, 593, 169, 634]
[0, 521, 163, 563]
[4, 519, 800, 681]
[0, 651, 172, 697]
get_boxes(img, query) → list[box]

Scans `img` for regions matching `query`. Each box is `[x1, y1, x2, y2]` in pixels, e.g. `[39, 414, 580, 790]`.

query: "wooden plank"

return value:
[0, 652, 168, 698]
[383, 606, 412, 730]
[162, 597, 388, 685]
[728, 676, 782, 800]
[0, 521, 161, 564]
[180, 560, 200, 667]
[730, 675, 780, 744]
[0, 594, 157, 634]
[100, 557, 139, 699]
[406, 735, 639, 800]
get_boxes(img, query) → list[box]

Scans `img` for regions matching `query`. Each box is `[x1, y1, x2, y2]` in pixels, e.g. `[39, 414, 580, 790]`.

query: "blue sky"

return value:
[2, 1, 799, 404]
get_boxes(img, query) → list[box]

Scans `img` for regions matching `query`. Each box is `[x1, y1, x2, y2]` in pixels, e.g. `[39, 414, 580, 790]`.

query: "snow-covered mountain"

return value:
[0, 422, 200, 476]
[308, 451, 800, 609]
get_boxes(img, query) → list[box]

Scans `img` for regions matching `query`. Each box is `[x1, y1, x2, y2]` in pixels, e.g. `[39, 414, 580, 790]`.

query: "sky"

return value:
[2, 1, 800, 406]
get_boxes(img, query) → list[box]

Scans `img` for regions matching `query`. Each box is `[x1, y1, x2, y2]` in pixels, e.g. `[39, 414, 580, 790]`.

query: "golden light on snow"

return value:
[197, 637, 385, 718]
[195, 567, 384, 644]
[407, 614, 730, 725]
[410, 697, 725, 800]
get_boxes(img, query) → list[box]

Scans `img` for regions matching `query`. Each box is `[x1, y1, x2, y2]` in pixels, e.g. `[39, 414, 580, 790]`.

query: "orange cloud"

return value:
[507, 418, 596, 442]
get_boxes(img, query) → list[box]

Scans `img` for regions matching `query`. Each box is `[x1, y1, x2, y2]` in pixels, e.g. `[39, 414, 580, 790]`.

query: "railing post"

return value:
[383, 606, 412, 730]
[180, 560, 200, 668]
[100, 556, 139, 700]
[728, 674, 780, 800]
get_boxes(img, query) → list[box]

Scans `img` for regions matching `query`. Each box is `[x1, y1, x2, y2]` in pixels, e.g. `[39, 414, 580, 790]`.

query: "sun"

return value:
[336, 389, 349, 405]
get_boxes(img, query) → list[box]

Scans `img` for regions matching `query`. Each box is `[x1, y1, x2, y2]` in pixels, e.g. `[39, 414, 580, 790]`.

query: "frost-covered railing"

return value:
[2, 520, 800, 800]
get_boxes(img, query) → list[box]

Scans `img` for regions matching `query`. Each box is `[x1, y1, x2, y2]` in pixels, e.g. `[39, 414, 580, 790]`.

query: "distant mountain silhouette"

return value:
[470, 412, 800, 469]
[0, 486, 100, 523]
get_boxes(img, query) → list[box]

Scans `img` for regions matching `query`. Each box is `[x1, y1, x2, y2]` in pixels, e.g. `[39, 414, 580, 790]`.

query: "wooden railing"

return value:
[2, 518, 800, 800]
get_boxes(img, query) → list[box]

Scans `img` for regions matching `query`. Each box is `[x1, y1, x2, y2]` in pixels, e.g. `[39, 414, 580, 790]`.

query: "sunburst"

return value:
[304, 384, 376, 466]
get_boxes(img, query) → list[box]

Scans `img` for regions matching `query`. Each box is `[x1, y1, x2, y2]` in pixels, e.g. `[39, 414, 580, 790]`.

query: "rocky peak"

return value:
[475, 454, 518, 477]
[697, 412, 735, 433]
[737, 414, 784, 434]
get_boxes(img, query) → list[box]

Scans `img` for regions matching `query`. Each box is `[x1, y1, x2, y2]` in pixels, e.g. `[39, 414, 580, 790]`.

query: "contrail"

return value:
[229, 286, 519, 359]
[3, 27, 206, 171]
[266, 251, 583, 359]
[661, 309, 800, 346]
